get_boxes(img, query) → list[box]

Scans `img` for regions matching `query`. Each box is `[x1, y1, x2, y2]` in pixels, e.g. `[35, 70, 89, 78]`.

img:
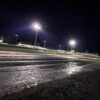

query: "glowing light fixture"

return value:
[32, 22, 41, 46]
[69, 39, 76, 47]
[33, 23, 41, 31]
[69, 39, 76, 50]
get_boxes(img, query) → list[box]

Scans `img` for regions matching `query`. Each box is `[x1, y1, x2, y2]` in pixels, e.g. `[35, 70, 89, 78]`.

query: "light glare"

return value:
[69, 39, 76, 46]
[33, 23, 41, 31]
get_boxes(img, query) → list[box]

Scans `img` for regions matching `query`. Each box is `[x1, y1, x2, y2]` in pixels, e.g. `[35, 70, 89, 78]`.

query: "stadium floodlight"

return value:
[32, 22, 41, 46]
[69, 39, 76, 50]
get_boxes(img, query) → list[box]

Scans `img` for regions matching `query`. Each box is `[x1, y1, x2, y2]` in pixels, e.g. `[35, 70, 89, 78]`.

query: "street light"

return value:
[58, 45, 62, 54]
[33, 23, 41, 46]
[58, 45, 62, 50]
[69, 39, 76, 50]
[43, 40, 46, 48]
[15, 34, 18, 44]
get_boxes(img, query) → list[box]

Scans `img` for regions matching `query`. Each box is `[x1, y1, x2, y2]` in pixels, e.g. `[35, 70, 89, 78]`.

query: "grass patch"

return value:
[0, 44, 58, 54]
[0, 44, 40, 53]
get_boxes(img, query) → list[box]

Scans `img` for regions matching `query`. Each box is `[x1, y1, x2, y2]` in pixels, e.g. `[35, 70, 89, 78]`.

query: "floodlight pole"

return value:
[15, 34, 18, 45]
[34, 30, 38, 46]
[71, 46, 72, 50]
[43, 40, 46, 48]
[33, 23, 41, 46]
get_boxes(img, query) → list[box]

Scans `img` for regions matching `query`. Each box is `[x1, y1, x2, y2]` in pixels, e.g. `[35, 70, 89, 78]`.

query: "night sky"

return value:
[0, 0, 100, 53]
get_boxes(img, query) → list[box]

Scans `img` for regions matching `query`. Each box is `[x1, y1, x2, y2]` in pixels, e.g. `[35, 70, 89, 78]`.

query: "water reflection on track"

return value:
[0, 53, 97, 96]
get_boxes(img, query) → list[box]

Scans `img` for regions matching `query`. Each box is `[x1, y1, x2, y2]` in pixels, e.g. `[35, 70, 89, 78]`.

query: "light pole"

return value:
[43, 40, 46, 48]
[69, 39, 76, 50]
[58, 45, 62, 54]
[59, 45, 62, 50]
[15, 34, 18, 44]
[33, 23, 41, 46]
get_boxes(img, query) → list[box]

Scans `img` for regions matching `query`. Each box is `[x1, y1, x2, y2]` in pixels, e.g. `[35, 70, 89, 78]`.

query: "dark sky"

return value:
[0, 0, 100, 53]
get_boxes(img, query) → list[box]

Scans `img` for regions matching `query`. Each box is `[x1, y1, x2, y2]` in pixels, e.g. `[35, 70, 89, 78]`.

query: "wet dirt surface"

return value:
[0, 51, 100, 99]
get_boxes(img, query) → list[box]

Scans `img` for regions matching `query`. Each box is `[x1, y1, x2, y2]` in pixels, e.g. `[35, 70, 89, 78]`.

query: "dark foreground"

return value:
[1, 70, 100, 100]
[0, 51, 100, 100]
